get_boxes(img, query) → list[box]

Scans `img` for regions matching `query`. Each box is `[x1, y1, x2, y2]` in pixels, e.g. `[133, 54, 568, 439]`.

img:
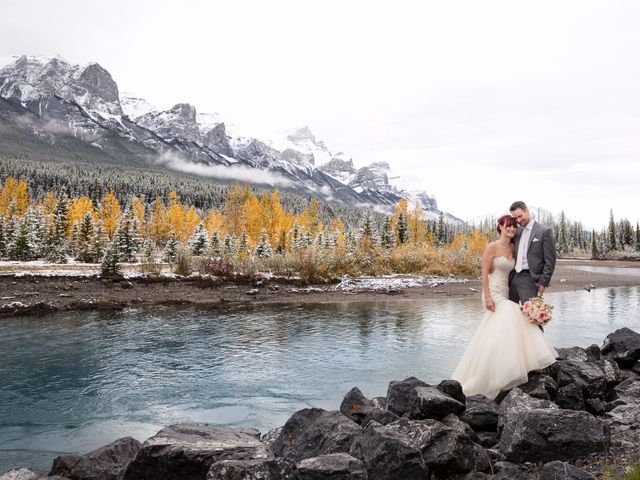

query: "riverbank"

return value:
[1, 259, 639, 316]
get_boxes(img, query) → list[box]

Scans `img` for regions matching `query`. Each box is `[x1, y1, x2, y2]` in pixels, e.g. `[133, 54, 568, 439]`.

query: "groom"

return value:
[508, 201, 557, 305]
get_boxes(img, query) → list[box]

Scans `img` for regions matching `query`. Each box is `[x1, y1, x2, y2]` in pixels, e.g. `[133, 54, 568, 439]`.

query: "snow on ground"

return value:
[0, 262, 468, 293]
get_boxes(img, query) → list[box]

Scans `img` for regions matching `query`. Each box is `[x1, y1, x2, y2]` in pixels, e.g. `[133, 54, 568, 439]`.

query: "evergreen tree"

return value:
[557, 211, 568, 254]
[209, 230, 221, 258]
[397, 211, 409, 245]
[636, 221, 640, 252]
[75, 211, 96, 262]
[621, 219, 633, 248]
[608, 210, 617, 252]
[91, 221, 108, 263]
[256, 228, 272, 258]
[164, 233, 179, 262]
[238, 230, 249, 258]
[381, 216, 394, 249]
[222, 234, 236, 259]
[101, 241, 121, 277]
[0, 215, 5, 257]
[8, 214, 31, 260]
[115, 208, 137, 262]
[591, 230, 598, 259]
[189, 223, 208, 255]
[436, 212, 446, 245]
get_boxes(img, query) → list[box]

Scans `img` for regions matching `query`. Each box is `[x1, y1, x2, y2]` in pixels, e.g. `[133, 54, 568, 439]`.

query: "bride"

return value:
[451, 214, 557, 399]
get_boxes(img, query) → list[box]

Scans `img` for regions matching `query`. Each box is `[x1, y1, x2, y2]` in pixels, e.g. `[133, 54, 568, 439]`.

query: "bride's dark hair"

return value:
[497, 214, 518, 234]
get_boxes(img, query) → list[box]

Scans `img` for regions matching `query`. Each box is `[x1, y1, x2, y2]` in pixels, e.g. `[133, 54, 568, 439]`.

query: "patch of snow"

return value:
[121, 93, 158, 120]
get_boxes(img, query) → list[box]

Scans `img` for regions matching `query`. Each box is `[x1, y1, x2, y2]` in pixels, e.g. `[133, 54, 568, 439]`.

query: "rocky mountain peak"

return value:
[78, 62, 120, 104]
[170, 103, 197, 122]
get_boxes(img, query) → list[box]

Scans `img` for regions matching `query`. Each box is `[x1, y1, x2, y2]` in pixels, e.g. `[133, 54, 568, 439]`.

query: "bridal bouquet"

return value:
[522, 295, 553, 326]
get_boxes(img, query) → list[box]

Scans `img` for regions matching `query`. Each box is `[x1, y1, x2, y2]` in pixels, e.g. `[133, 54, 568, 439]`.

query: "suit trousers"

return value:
[509, 269, 538, 305]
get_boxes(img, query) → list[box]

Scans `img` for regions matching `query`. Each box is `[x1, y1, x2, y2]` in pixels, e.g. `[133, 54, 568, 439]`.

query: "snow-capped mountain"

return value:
[0, 55, 441, 214]
[320, 158, 439, 215]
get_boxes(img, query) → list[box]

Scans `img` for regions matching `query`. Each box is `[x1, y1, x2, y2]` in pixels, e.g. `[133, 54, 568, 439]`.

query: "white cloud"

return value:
[152, 152, 293, 187]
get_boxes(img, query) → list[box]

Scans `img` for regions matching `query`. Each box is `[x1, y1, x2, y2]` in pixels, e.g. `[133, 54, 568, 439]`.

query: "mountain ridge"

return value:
[0, 55, 451, 220]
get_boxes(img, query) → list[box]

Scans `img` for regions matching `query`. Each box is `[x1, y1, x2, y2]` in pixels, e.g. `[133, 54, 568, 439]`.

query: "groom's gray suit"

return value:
[509, 220, 557, 304]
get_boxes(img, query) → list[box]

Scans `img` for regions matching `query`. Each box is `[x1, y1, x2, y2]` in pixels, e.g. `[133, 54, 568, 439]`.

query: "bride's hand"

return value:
[485, 298, 496, 312]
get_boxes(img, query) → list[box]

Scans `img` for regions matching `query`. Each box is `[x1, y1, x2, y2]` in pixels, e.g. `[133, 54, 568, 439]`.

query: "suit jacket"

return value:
[514, 221, 557, 287]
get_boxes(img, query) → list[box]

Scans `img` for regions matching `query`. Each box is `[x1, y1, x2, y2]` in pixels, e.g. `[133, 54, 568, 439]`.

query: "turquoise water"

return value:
[1, 285, 639, 472]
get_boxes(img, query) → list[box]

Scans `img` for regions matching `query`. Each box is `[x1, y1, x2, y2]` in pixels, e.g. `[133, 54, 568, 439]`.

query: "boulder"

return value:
[441, 414, 479, 443]
[603, 403, 640, 430]
[353, 418, 476, 478]
[540, 460, 596, 480]
[385, 376, 429, 416]
[601, 327, 640, 368]
[339, 387, 373, 424]
[50, 436, 141, 480]
[270, 409, 361, 461]
[123, 424, 270, 480]
[206, 458, 293, 480]
[360, 409, 399, 428]
[438, 379, 466, 404]
[491, 461, 530, 480]
[476, 431, 500, 448]
[295, 453, 365, 480]
[519, 373, 558, 401]
[497, 387, 558, 431]
[556, 346, 600, 362]
[499, 408, 610, 463]
[0, 469, 65, 480]
[549, 360, 607, 399]
[556, 382, 586, 410]
[459, 395, 498, 431]
[407, 385, 465, 420]
[350, 420, 429, 480]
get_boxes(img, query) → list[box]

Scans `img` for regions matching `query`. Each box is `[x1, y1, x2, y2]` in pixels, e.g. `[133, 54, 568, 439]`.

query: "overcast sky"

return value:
[1, 0, 639, 229]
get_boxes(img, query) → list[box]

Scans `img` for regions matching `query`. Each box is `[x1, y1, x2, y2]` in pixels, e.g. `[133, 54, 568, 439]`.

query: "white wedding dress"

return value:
[451, 256, 557, 399]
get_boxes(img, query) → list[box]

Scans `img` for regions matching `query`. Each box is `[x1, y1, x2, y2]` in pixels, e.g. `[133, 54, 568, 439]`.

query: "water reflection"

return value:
[0, 286, 639, 472]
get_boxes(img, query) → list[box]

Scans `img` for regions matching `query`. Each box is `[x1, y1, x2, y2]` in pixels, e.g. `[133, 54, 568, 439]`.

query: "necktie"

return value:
[515, 228, 530, 273]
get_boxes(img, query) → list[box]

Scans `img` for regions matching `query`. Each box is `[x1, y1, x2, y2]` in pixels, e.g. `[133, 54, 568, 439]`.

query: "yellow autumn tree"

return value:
[205, 208, 225, 237]
[69, 196, 95, 227]
[242, 193, 262, 245]
[298, 199, 321, 235]
[222, 183, 246, 237]
[184, 206, 201, 241]
[0, 177, 30, 216]
[99, 191, 122, 238]
[132, 196, 146, 235]
[167, 201, 187, 240]
[148, 196, 170, 244]
[407, 204, 428, 245]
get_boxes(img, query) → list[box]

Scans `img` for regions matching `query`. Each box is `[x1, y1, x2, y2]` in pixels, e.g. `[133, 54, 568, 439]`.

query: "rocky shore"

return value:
[1, 259, 639, 317]
[2, 327, 640, 480]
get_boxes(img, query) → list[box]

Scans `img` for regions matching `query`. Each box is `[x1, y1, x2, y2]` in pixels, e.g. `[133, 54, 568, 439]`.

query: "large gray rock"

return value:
[352, 418, 475, 479]
[497, 387, 558, 431]
[601, 327, 640, 368]
[339, 387, 373, 424]
[295, 453, 365, 480]
[350, 420, 429, 480]
[459, 395, 498, 432]
[549, 360, 607, 399]
[0, 469, 64, 480]
[123, 424, 270, 480]
[518, 373, 558, 401]
[360, 409, 399, 428]
[407, 385, 465, 420]
[437, 379, 466, 404]
[540, 460, 596, 479]
[385, 376, 429, 416]
[270, 409, 361, 461]
[441, 414, 479, 443]
[556, 382, 586, 411]
[206, 458, 293, 480]
[49, 436, 141, 480]
[499, 409, 610, 463]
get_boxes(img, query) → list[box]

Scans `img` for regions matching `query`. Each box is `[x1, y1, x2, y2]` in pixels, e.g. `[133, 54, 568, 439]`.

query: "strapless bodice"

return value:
[484, 256, 514, 303]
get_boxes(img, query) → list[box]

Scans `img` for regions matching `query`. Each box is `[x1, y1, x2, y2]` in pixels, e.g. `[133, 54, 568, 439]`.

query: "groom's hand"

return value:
[538, 285, 545, 295]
